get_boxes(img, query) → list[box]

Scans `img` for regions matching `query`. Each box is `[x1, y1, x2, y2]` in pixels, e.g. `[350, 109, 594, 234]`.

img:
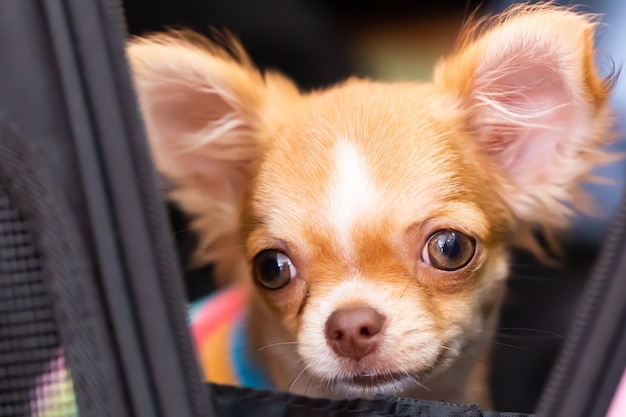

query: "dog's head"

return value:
[128, 5, 617, 396]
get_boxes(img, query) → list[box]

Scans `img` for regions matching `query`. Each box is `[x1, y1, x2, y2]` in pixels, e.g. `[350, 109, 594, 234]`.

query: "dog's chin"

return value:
[315, 344, 461, 398]
[331, 372, 421, 398]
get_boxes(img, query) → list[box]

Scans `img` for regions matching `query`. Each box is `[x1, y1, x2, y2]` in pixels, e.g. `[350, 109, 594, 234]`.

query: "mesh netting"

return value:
[0, 186, 76, 417]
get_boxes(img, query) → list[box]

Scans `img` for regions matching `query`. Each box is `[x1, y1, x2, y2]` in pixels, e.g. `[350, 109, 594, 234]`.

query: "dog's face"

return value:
[128, 5, 616, 398]
[244, 81, 512, 395]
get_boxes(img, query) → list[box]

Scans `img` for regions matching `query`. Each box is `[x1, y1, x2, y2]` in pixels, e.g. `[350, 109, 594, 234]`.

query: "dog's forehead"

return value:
[256, 99, 478, 232]
[249, 80, 500, 256]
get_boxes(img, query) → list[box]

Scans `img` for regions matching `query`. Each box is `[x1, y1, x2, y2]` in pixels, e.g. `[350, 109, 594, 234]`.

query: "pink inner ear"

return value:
[142, 75, 257, 201]
[475, 63, 578, 187]
[149, 78, 241, 152]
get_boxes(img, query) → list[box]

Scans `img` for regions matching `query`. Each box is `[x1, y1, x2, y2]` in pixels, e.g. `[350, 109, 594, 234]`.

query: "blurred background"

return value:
[121, 0, 625, 413]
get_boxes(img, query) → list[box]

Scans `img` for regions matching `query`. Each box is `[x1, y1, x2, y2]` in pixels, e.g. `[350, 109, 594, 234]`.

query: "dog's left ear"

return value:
[435, 5, 618, 228]
[126, 31, 299, 282]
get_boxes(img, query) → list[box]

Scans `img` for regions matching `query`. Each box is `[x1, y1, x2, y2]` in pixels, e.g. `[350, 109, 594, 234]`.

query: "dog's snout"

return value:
[325, 306, 385, 361]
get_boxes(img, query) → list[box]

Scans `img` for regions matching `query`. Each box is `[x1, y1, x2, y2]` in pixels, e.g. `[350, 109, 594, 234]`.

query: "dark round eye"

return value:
[422, 230, 475, 271]
[252, 249, 297, 290]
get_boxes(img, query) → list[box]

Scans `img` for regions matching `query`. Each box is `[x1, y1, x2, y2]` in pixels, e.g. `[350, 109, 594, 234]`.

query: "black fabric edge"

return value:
[89, 2, 216, 415]
[588, 323, 626, 417]
[536, 186, 626, 417]
[208, 383, 535, 417]
[37, 0, 162, 415]
[43, 0, 215, 416]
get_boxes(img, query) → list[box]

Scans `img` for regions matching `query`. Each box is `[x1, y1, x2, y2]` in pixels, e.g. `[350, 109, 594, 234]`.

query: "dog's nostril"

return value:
[332, 330, 344, 340]
[325, 305, 385, 361]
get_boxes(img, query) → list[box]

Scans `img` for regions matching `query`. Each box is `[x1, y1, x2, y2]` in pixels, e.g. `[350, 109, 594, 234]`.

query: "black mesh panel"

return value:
[0, 186, 75, 417]
[0, 114, 128, 417]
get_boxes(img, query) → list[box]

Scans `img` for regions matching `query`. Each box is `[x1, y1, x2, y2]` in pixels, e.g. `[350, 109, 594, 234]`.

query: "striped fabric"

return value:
[189, 285, 273, 390]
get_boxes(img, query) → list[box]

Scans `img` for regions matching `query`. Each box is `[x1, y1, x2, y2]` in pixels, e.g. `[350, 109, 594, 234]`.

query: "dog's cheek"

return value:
[252, 275, 309, 335]
[294, 298, 342, 377]
[437, 250, 509, 347]
[473, 246, 509, 318]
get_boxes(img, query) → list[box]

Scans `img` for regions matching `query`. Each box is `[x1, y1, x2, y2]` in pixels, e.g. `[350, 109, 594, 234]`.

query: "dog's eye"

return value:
[253, 250, 297, 290]
[422, 230, 475, 271]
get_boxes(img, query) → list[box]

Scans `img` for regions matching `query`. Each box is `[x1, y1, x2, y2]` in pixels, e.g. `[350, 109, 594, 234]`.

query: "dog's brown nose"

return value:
[325, 306, 385, 361]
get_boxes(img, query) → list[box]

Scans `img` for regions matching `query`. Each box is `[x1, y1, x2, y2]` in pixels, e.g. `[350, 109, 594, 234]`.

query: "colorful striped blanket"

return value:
[189, 286, 273, 390]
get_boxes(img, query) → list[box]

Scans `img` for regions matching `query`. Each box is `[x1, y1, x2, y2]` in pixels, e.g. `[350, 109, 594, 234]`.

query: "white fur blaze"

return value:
[325, 140, 382, 256]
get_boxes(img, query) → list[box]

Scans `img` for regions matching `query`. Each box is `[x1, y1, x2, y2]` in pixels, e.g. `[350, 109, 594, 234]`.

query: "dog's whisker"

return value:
[474, 327, 566, 341]
[493, 334, 566, 342]
[325, 375, 333, 396]
[407, 373, 431, 392]
[303, 375, 312, 396]
[256, 341, 301, 351]
[223, 345, 301, 364]
[492, 327, 566, 340]
[453, 351, 488, 367]
[465, 336, 527, 351]
[255, 349, 302, 362]
[431, 343, 455, 352]
[401, 326, 435, 336]
[289, 365, 311, 392]
[399, 280, 411, 299]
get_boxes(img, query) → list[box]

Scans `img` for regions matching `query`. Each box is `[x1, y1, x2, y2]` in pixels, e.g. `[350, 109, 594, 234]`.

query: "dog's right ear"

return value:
[128, 31, 276, 201]
[127, 31, 298, 279]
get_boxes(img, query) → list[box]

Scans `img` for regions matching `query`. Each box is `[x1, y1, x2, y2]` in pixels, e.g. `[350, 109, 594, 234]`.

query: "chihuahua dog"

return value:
[127, 4, 618, 407]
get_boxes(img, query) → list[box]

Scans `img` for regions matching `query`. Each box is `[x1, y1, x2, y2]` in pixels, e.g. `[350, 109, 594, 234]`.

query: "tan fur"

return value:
[127, 4, 618, 407]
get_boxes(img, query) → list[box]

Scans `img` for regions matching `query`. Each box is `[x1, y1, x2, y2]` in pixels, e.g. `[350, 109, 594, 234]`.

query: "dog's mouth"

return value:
[332, 349, 449, 396]
[348, 371, 415, 388]
[332, 370, 423, 397]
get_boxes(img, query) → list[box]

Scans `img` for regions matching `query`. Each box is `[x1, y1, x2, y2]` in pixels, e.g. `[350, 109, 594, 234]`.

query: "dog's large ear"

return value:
[128, 31, 284, 201]
[127, 31, 298, 281]
[435, 5, 618, 229]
